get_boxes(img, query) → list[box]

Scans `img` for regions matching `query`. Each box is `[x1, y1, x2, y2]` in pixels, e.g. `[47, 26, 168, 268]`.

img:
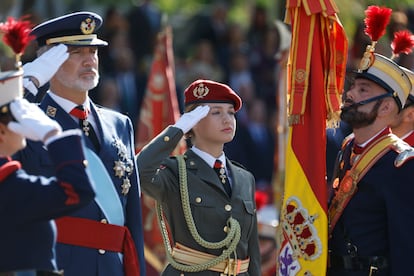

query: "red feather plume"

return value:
[391, 30, 414, 57]
[0, 16, 34, 55]
[364, 6, 392, 42]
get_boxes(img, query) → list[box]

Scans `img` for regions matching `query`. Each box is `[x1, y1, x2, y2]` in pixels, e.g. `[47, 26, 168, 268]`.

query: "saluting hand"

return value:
[8, 98, 62, 143]
[173, 105, 210, 134]
[23, 44, 69, 93]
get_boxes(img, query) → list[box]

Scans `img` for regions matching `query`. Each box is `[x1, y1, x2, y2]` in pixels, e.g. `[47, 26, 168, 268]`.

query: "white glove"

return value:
[8, 98, 62, 142]
[23, 44, 69, 87]
[173, 105, 210, 133]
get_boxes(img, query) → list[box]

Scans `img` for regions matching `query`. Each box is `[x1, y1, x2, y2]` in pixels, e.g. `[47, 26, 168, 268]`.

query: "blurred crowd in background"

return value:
[1, 0, 414, 274]
[0, 0, 287, 200]
[92, 1, 285, 202]
[2, 0, 413, 209]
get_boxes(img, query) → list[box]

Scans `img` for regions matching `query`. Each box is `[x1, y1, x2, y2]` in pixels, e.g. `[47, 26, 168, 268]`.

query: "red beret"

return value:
[184, 79, 242, 112]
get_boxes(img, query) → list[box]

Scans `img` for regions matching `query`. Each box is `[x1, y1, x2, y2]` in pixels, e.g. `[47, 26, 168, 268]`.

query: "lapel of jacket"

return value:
[88, 102, 105, 144]
[226, 159, 242, 194]
[40, 94, 78, 130]
[41, 95, 101, 152]
[184, 150, 227, 192]
[88, 102, 120, 162]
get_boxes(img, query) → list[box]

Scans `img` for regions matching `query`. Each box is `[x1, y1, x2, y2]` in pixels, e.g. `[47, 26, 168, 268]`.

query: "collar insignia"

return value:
[46, 106, 57, 117]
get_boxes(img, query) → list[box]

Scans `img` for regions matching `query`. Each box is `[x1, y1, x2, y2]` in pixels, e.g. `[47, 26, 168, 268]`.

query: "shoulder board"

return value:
[230, 160, 247, 170]
[392, 136, 414, 167]
[94, 103, 106, 110]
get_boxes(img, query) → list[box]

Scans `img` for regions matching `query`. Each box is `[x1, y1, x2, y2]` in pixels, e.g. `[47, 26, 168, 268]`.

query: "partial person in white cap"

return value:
[0, 18, 95, 275]
[14, 11, 145, 276]
[327, 6, 414, 276]
[390, 67, 414, 145]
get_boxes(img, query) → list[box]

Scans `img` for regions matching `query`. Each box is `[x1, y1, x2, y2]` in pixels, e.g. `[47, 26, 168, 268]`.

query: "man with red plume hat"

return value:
[388, 28, 414, 144]
[328, 6, 414, 275]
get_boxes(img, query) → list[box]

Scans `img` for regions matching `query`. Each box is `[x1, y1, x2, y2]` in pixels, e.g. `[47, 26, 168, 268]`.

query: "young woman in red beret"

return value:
[137, 79, 261, 275]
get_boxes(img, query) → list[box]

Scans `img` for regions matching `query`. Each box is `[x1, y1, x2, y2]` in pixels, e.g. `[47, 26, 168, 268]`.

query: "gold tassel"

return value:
[326, 111, 341, 129]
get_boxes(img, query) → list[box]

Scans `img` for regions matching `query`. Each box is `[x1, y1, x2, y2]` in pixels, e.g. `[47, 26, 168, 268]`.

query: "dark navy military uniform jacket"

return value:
[137, 126, 261, 275]
[14, 94, 145, 276]
[328, 131, 414, 275]
[0, 133, 95, 272]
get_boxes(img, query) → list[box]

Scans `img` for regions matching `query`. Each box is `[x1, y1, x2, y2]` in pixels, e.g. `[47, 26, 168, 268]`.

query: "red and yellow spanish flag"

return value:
[277, 0, 347, 275]
[135, 25, 182, 275]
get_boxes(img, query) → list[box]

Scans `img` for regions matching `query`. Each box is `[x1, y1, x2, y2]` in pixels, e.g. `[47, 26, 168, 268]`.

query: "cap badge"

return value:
[0, 106, 8, 114]
[80, 18, 96, 35]
[193, 83, 209, 99]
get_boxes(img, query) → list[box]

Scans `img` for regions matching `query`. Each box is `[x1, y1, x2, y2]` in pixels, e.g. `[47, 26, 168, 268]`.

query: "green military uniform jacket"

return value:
[137, 126, 261, 275]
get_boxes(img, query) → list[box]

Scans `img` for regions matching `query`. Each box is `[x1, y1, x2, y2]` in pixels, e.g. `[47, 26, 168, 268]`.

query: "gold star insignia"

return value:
[113, 160, 125, 178]
[121, 178, 131, 195]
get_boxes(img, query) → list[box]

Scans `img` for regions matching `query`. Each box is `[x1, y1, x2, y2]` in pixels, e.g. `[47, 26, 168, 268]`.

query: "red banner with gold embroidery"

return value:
[135, 25, 182, 275]
[135, 26, 180, 152]
[277, 0, 347, 275]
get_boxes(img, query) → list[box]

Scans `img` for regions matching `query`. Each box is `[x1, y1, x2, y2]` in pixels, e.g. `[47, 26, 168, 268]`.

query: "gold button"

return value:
[223, 226, 228, 233]
[98, 220, 107, 254]
[164, 136, 170, 142]
[225, 204, 232, 211]
[195, 197, 202, 203]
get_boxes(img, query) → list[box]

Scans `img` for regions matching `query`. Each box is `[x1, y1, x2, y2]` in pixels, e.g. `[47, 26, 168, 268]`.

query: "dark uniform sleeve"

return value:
[23, 81, 49, 103]
[385, 158, 414, 274]
[0, 132, 95, 224]
[136, 125, 184, 201]
[246, 172, 262, 275]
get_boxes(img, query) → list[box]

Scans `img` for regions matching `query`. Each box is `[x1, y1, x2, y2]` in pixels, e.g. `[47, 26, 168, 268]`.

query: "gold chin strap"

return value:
[156, 154, 241, 274]
[46, 34, 97, 45]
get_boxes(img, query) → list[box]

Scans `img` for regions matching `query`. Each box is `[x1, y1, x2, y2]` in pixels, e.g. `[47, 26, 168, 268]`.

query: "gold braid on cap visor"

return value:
[46, 34, 97, 45]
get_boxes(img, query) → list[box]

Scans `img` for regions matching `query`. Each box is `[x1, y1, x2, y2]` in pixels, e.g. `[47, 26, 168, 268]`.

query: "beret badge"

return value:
[193, 83, 209, 99]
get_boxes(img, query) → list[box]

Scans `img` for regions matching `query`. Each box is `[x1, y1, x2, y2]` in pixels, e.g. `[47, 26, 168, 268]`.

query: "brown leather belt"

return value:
[172, 242, 249, 275]
[328, 254, 388, 273]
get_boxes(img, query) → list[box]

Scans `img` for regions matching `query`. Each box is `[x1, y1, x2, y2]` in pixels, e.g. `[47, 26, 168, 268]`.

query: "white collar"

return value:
[191, 146, 226, 168]
[48, 90, 90, 114]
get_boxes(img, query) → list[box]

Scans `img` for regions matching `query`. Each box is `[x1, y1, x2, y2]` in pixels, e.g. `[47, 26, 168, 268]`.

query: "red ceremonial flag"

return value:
[135, 25, 183, 275]
[276, 0, 348, 275]
[135, 25, 181, 153]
